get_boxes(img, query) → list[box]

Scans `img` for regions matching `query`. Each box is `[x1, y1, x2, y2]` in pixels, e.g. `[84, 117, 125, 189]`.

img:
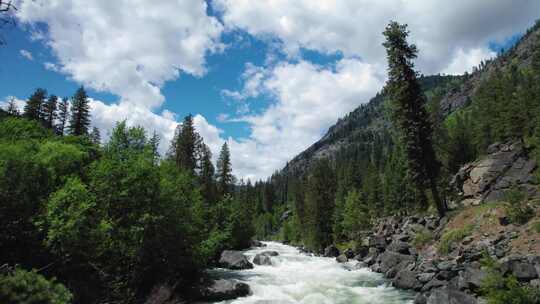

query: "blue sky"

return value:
[2, 0, 539, 180]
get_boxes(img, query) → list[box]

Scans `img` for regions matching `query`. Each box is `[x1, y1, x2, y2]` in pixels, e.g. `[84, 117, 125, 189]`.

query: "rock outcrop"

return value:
[253, 253, 272, 266]
[219, 251, 254, 270]
[346, 214, 540, 303]
[451, 142, 538, 206]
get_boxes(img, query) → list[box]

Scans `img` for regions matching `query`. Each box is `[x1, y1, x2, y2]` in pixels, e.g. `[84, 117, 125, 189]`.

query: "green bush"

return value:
[504, 187, 534, 225]
[412, 228, 433, 248]
[438, 225, 473, 254]
[532, 221, 540, 234]
[480, 255, 540, 304]
[0, 268, 72, 304]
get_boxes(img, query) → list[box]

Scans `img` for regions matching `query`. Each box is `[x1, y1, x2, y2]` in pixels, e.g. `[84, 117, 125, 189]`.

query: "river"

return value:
[209, 242, 415, 304]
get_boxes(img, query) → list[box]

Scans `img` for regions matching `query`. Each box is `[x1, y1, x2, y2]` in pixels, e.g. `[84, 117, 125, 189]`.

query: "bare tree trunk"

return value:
[430, 179, 446, 217]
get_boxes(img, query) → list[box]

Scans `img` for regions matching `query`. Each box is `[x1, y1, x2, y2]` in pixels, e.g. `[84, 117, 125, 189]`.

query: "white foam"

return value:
[216, 242, 414, 304]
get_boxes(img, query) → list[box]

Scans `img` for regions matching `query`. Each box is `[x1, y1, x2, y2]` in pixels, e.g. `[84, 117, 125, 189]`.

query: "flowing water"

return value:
[209, 242, 415, 304]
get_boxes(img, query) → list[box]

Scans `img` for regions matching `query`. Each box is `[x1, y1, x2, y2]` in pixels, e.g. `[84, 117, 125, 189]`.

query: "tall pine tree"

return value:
[170, 114, 201, 174]
[199, 143, 216, 205]
[69, 87, 91, 136]
[23, 88, 46, 121]
[57, 97, 70, 135]
[42, 95, 58, 129]
[382, 22, 446, 216]
[216, 142, 233, 196]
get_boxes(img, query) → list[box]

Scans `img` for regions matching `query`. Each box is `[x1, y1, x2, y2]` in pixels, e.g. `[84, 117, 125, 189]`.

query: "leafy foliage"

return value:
[0, 268, 73, 304]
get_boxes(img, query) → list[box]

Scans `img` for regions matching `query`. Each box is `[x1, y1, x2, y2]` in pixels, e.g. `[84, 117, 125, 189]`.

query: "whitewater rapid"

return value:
[210, 242, 414, 304]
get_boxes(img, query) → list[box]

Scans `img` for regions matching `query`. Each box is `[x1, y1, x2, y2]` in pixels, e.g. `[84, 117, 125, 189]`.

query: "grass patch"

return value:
[412, 228, 433, 248]
[438, 224, 473, 255]
[531, 221, 540, 234]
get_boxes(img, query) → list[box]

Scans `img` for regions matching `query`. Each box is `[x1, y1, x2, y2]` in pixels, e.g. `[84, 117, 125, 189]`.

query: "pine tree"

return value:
[89, 127, 101, 145]
[57, 97, 69, 135]
[148, 131, 160, 162]
[304, 159, 336, 251]
[382, 21, 446, 216]
[42, 95, 58, 129]
[23, 88, 47, 121]
[216, 142, 233, 196]
[170, 114, 202, 174]
[6, 97, 19, 115]
[199, 143, 216, 205]
[68, 87, 91, 136]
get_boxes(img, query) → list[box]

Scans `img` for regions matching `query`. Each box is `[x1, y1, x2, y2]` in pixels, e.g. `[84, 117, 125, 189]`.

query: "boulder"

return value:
[199, 279, 251, 302]
[343, 248, 355, 259]
[387, 240, 411, 254]
[378, 251, 415, 274]
[323, 245, 340, 257]
[501, 258, 538, 281]
[250, 240, 266, 247]
[458, 267, 488, 290]
[427, 287, 477, 304]
[422, 279, 447, 292]
[252, 253, 272, 266]
[219, 251, 254, 270]
[417, 272, 436, 283]
[336, 254, 348, 263]
[414, 293, 427, 304]
[260, 250, 279, 256]
[369, 235, 388, 249]
[393, 269, 421, 290]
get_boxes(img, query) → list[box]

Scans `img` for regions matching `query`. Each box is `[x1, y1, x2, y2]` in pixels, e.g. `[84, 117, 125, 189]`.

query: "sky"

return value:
[1, 0, 539, 181]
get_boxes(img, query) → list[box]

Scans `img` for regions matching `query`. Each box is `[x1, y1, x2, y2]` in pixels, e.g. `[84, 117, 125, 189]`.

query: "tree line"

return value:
[0, 90, 256, 302]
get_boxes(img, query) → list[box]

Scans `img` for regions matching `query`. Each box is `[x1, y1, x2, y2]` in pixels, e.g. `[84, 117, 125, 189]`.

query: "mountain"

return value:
[282, 20, 540, 177]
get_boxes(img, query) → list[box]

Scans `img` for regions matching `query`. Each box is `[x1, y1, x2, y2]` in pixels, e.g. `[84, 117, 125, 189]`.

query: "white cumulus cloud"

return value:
[215, 0, 540, 74]
[16, 0, 223, 109]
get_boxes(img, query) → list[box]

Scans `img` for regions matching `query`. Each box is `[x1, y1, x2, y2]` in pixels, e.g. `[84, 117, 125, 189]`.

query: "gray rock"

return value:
[250, 240, 266, 247]
[394, 269, 421, 290]
[353, 246, 369, 259]
[387, 240, 411, 254]
[417, 272, 436, 283]
[260, 250, 279, 256]
[343, 248, 355, 259]
[200, 279, 251, 302]
[501, 258, 538, 281]
[369, 235, 388, 249]
[363, 248, 379, 266]
[353, 262, 367, 269]
[414, 293, 427, 304]
[323, 245, 340, 257]
[458, 267, 488, 290]
[336, 254, 348, 263]
[427, 287, 477, 304]
[219, 251, 254, 270]
[422, 279, 447, 292]
[437, 261, 456, 271]
[252, 253, 272, 266]
[378, 251, 415, 274]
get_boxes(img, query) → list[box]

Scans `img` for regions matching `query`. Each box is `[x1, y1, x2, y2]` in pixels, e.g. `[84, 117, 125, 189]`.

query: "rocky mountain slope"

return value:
[283, 21, 540, 176]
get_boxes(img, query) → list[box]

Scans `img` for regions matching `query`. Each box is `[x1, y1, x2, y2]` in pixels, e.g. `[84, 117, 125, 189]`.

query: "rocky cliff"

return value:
[451, 142, 539, 207]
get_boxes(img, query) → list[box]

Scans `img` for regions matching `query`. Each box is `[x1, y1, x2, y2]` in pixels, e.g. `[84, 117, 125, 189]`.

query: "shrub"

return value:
[0, 268, 72, 304]
[504, 187, 534, 225]
[438, 225, 473, 254]
[480, 255, 540, 304]
[412, 228, 433, 248]
[531, 221, 540, 234]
